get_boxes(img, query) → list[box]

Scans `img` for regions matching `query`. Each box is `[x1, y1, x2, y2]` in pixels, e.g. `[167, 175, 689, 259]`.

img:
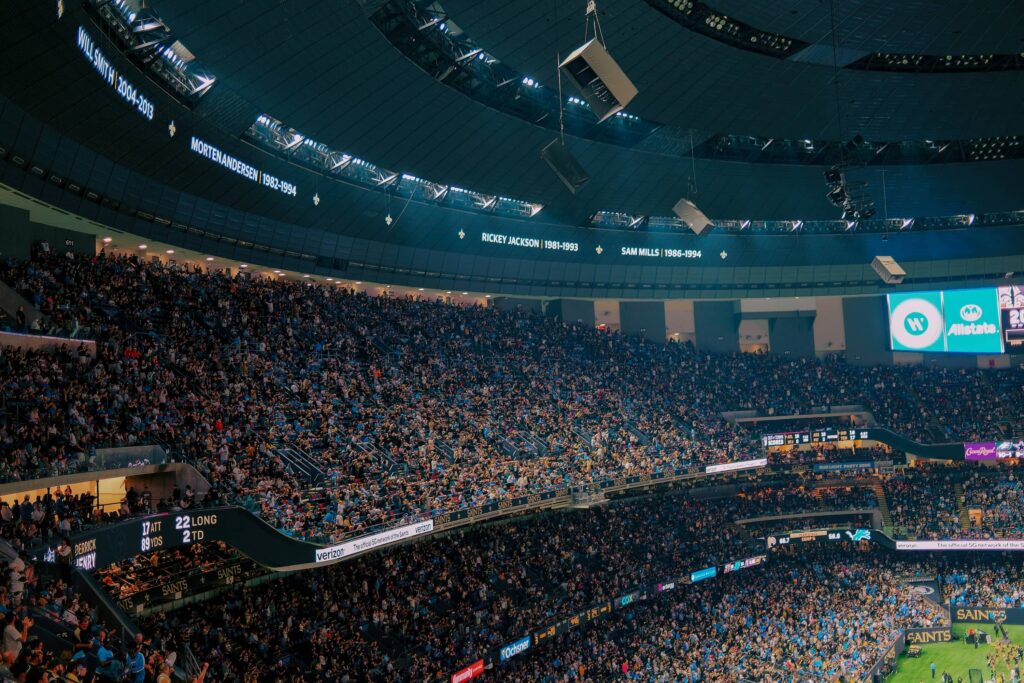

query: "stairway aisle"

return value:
[871, 480, 893, 534]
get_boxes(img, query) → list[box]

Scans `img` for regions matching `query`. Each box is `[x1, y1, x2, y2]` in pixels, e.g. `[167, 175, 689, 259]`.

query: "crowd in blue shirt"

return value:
[1, 250, 1021, 548]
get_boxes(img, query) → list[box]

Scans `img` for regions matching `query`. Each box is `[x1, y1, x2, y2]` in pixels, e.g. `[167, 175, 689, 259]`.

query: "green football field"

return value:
[889, 624, 1024, 682]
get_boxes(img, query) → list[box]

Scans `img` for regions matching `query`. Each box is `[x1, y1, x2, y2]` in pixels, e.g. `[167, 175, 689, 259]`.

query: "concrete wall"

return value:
[664, 299, 696, 344]
[546, 299, 596, 327]
[842, 295, 892, 366]
[738, 318, 770, 350]
[492, 297, 543, 314]
[594, 299, 621, 332]
[0, 205, 95, 261]
[619, 301, 666, 342]
[769, 316, 816, 359]
[813, 296, 846, 354]
[694, 300, 740, 353]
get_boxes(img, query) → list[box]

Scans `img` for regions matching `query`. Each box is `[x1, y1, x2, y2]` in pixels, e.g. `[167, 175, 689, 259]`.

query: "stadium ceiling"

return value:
[6, 0, 1024, 226]
[438, 0, 1024, 141]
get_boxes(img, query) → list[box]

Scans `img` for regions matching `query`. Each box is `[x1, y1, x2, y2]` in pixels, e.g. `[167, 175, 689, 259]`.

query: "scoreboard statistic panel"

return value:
[761, 428, 871, 448]
[39, 506, 436, 572]
[1000, 285, 1024, 352]
[62, 511, 225, 571]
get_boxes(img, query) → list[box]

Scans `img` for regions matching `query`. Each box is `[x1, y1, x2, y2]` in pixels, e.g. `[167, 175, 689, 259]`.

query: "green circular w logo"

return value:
[903, 312, 929, 335]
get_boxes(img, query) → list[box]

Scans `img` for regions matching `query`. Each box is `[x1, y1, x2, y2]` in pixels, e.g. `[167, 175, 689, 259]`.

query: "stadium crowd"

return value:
[496, 546, 947, 683]
[943, 564, 1024, 608]
[1, 249, 1021, 544]
[884, 468, 963, 539]
[0, 543, 200, 683]
[135, 491, 759, 681]
[132, 525, 948, 683]
[963, 469, 1024, 538]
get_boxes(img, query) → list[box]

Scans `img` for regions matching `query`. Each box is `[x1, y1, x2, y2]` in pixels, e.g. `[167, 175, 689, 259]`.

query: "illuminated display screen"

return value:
[189, 137, 298, 198]
[761, 428, 870, 448]
[52, 512, 221, 570]
[618, 247, 702, 259]
[766, 528, 873, 548]
[887, 288, 1004, 354]
[76, 27, 154, 121]
[998, 286, 1024, 353]
[473, 231, 703, 260]
[480, 232, 578, 253]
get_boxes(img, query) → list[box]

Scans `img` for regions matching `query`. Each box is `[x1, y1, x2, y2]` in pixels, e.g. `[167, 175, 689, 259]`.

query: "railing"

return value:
[179, 644, 202, 680]
[0, 444, 169, 486]
[273, 445, 326, 486]
[865, 630, 906, 681]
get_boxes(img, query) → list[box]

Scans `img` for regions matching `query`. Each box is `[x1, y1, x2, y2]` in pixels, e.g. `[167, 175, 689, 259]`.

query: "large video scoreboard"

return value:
[886, 286, 1022, 354]
[1000, 285, 1024, 352]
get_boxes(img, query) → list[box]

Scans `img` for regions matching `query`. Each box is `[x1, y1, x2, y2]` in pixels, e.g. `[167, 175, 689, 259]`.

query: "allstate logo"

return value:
[960, 303, 983, 322]
[891, 298, 943, 349]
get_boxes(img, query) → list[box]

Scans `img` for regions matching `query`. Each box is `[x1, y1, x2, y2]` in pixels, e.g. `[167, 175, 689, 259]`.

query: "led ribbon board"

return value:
[76, 27, 155, 121]
[189, 137, 298, 198]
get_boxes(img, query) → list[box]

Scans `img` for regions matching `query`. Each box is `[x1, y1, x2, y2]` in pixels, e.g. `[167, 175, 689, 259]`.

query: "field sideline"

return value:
[889, 624, 1024, 682]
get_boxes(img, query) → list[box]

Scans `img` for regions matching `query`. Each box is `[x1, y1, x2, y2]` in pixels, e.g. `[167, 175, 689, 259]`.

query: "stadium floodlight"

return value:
[245, 113, 542, 219]
[86, 0, 216, 105]
[826, 186, 847, 205]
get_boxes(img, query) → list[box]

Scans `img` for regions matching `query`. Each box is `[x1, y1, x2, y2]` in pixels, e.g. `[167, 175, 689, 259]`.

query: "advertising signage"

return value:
[897, 539, 1024, 551]
[766, 528, 873, 549]
[723, 555, 766, 574]
[705, 458, 767, 474]
[964, 441, 1024, 461]
[451, 660, 484, 683]
[690, 566, 718, 583]
[952, 607, 1024, 625]
[498, 636, 531, 663]
[314, 520, 434, 563]
[943, 288, 1003, 353]
[887, 288, 1004, 354]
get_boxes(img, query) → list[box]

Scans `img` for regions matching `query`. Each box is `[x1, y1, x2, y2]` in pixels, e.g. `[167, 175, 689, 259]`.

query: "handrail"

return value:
[734, 507, 876, 526]
[0, 445, 170, 488]
[74, 568, 139, 645]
